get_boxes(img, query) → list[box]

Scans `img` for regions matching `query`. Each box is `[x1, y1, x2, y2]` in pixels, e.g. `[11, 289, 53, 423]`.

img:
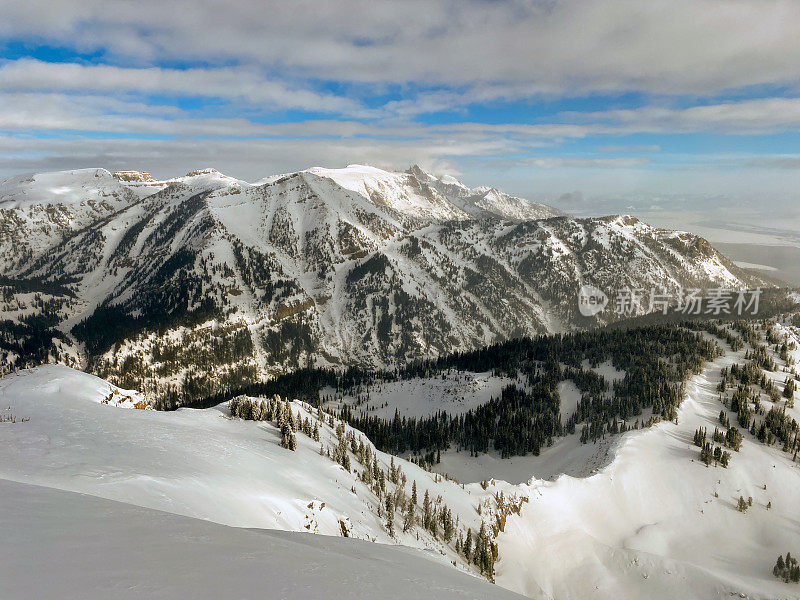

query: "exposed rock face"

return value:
[113, 171, 155, 183]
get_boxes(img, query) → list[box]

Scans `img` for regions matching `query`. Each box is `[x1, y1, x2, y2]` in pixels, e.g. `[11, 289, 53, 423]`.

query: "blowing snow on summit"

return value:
[1, 2, 800, 600]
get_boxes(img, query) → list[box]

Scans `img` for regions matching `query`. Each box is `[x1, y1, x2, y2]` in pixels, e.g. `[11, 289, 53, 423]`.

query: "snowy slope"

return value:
[2, 322, 800, 599]
[305, 164, 470, 222]
[0, 479, 523, 600]
[0, 168, 134, 209]
[323, 370, 517, 420]
[0, 365, 508, 572]
[314, 323, 800, 598]
[495, 333, 800, 600]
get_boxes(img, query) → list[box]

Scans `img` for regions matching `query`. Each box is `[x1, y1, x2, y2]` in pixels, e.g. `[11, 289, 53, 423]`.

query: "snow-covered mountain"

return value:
[302, 164, 559, 222]
[404, 164, 560, 221]
[0, 168, 138, 272]
[2, 318, 799, 599]
[0, 164, 773, 404]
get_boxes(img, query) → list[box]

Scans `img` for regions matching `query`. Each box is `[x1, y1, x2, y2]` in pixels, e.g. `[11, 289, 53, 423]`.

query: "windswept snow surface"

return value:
[0, 365, 480, 540]
[0, 365, 508, 579]
[435, 433, 621, 485]
[0, 479, 523, 600]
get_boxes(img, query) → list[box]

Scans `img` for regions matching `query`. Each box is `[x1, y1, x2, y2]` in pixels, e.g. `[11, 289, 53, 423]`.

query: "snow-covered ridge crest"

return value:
[302, 163, 561, 222]
[1, 163, 559, 223]
[114, 166, 251, 199]
[404, 164, 562, 221]
[0, 168, 131, 208]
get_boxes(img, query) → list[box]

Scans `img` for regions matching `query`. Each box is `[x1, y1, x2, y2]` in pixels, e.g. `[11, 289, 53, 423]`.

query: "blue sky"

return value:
[1, 0, 800, 235]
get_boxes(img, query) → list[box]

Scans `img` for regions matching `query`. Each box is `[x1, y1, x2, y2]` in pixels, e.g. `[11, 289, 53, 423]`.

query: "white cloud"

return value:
[566, 98, 800, 135]
[7, 86, 800, 143]
[2, 1, 800, 96]
[599, 145, 661, 153]
[523, 157, 651, 169]
[1, 0, 799, 229]
[744, 155, 800, 169]
[0, 60, 364, 114]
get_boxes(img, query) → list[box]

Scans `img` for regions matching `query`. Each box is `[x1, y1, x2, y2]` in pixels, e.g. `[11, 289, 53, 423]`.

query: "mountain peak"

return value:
[305, 164, 394, 180]
[303, 163, 469, 222]
[302, 163, 561, 222]
[405, 163, 432, 179]
[406, 164, 466, 188]
[113, 170, 155, 183]
[183, 167, 222, 178]
[598, 214, 642, 227]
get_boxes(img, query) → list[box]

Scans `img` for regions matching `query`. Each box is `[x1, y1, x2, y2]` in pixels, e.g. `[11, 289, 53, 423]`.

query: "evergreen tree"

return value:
[737, 496, 748, 512]
[773, 552, 800, 583]
[403, 497, 415, 532]
[281, 427, 297, 451]
[441, 506, 454, 542]
[784, 378, 795, 400]
[775, 554, 785, 575]
[700, 440, 713, 466]
[385, 495, 395, 537]
[463, 529, 473, 562]
[725, 427, 743, 451]
[423, 489, 432, 531]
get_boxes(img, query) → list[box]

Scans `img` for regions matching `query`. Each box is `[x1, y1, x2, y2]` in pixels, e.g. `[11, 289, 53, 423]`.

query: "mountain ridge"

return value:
[0, 163, 782, 405]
